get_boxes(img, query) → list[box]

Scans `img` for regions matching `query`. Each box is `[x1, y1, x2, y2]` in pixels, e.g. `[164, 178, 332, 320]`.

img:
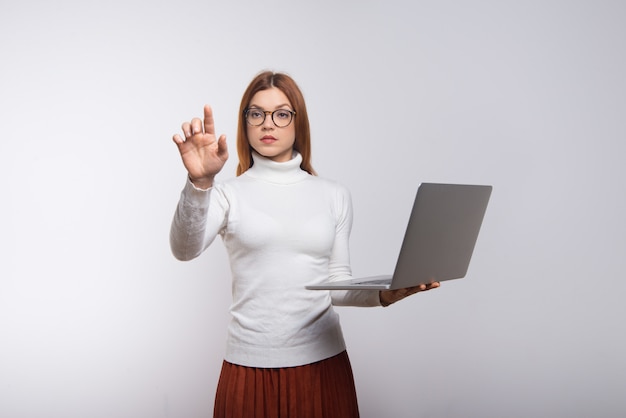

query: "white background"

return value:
[1, 1, 625, 417]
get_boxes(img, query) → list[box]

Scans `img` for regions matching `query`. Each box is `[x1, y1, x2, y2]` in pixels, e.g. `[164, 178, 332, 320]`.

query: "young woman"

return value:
[170, 71, 439, 418]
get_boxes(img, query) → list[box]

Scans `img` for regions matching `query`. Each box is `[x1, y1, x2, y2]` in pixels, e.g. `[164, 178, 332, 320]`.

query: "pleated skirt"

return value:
[213, 351, 360, 418]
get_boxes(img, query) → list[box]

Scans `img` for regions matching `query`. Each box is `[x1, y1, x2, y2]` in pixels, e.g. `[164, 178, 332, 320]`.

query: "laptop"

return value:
[306, 183, 492, 290]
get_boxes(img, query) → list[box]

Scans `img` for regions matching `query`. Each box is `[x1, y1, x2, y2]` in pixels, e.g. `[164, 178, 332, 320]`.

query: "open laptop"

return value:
[306, 183, 492, 290]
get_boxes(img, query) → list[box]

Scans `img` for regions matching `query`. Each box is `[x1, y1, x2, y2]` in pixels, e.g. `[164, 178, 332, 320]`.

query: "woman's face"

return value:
[246, 87, 296, 163]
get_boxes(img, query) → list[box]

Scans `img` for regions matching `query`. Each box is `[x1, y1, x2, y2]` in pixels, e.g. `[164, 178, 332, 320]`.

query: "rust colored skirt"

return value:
[213, 351, 360, 418]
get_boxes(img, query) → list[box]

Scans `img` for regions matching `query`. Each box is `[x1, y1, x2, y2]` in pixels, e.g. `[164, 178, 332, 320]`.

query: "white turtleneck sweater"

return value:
[170, 151, 381, 368]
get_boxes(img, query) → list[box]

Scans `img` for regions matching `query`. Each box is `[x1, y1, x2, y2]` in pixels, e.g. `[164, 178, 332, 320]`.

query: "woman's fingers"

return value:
[181, 122, 192, 138]
[173, 133, 184, 145]
[203, 105, 216, 136]
[216, 134, 229, 159]
[178, 106, 218, 140]
[190, 117, 203, 135]
[380, 282, 441, 306]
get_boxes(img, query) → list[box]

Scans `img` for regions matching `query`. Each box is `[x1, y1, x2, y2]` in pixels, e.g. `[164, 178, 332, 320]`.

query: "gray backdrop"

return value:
[1, 1, 625, 417]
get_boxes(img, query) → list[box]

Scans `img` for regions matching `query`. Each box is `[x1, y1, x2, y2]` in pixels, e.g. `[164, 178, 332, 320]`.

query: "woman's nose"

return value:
[262, 114, 274, 129]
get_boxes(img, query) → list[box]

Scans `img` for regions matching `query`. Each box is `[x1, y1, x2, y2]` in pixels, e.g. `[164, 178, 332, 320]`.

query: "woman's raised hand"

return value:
[173, 105, 229, 189]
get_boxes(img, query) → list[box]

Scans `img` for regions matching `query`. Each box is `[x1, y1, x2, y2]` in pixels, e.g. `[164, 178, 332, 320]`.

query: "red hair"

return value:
[236, 71, 316, 176]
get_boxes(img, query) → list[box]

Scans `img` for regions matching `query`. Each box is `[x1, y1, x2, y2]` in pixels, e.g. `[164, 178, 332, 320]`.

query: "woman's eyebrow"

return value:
[248, 103, 293, 110]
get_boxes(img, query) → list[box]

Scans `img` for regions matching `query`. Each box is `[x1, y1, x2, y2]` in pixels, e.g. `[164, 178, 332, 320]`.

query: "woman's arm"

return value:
[326, 184, 381, 306]
[170, 105, 230, 261]
[169, 180, 228, 261]
[327, 184, 440, 307]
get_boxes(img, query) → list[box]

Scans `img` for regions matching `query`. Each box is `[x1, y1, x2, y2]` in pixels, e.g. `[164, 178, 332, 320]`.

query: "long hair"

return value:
[236, 71, 316, 176]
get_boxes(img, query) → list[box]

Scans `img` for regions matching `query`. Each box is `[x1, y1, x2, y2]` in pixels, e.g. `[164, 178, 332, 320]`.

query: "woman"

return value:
[170, 71, 439, 418]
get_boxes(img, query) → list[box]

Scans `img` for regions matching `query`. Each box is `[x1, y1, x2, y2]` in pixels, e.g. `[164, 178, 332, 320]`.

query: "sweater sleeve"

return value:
[328, 184, 382, 307]
[169, 178, 228, 261]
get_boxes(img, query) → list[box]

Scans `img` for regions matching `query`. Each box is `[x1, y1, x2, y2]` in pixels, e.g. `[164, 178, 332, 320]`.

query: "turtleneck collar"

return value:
[245, 151, 310, 184]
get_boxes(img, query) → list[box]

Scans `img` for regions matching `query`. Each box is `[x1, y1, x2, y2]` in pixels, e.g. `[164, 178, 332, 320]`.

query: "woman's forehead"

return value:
[249, 87, 292, 109]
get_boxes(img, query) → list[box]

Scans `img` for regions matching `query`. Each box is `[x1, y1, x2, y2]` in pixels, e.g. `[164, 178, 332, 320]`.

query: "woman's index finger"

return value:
[203, 105, 216, 135]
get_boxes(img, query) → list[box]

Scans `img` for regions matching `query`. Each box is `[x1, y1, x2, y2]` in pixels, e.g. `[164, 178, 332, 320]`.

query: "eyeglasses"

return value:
[244, 107, 296, 128]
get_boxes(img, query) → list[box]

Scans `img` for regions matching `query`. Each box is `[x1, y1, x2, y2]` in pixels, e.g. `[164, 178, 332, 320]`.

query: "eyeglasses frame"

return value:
[244, 107, 296, 128]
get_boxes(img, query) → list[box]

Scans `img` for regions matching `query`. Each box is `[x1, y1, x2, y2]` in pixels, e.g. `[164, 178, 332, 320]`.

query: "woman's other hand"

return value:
[379, 282, 440, 307]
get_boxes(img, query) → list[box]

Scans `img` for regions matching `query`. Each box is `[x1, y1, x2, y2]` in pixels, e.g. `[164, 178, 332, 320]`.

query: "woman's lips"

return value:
[261, 135, 276, 144]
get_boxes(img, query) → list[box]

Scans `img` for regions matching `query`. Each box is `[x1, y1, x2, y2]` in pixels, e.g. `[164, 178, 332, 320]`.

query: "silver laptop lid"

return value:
[388, 183, 492, 289]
